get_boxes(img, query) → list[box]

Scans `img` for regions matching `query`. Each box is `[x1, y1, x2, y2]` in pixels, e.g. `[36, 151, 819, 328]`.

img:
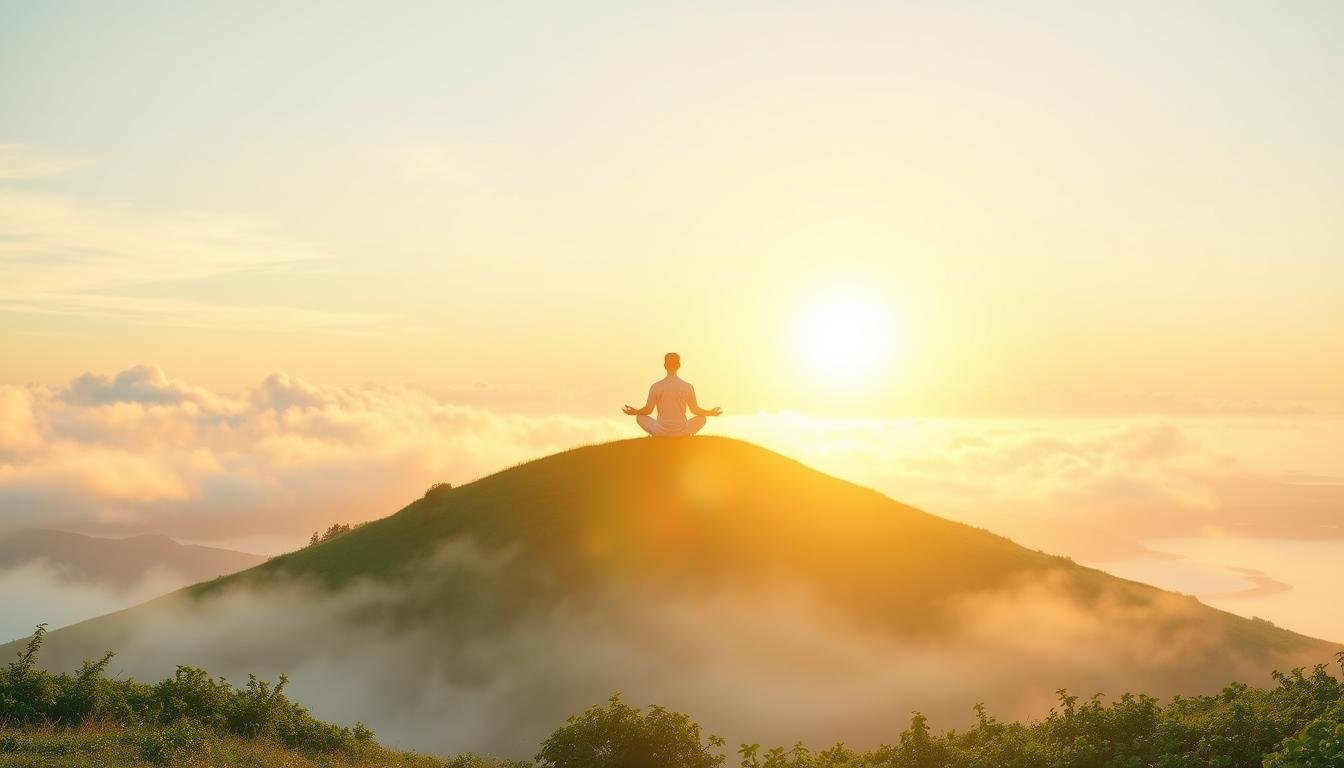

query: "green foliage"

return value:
[424, 481, 453, 501]
[535, 692, 725, 768]
[0, 624, 57, 726]
[1264, 708, 1344, 768]
[51, 651, 115, 724]
[154, 665, 229, 726]
[0, 625, 374, 758]
[309, 522, 354, 547]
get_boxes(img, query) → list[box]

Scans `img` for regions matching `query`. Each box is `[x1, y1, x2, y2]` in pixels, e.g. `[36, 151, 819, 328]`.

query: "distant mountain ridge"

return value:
[0, 528, 266, 589]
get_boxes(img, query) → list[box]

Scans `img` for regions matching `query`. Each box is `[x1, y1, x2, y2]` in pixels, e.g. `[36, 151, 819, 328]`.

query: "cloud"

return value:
[732, 415, 1344, 560]
[0, 144, 90, 179]
[61, 365, 222, 408]
[0, 366, 628, 540]
[3, 367, 1341, 558]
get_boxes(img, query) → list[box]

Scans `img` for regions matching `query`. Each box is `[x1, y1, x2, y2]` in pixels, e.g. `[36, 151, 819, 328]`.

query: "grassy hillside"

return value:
[213, 436, 1327, 650]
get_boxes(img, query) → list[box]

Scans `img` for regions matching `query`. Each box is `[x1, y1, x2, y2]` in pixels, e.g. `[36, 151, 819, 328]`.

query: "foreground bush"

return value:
[536, 693, 725, 768]
[0, 624, 372, 756]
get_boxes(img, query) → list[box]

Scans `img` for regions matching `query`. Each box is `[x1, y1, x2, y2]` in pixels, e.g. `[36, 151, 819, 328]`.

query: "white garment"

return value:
[637, 412, 706, 437]
[639, 375, 704, 436]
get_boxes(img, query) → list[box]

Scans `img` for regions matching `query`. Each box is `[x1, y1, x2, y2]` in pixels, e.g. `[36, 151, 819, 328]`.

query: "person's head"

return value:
[663, 352, 680, 374]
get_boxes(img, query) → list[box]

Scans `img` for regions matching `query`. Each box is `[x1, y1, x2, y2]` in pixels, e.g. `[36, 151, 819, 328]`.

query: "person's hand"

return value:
[707, 406, 723, 417]
[622, 405, 639, 416]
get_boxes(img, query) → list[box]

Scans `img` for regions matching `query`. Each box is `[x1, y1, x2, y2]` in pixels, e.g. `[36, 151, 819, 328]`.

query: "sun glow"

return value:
[797, 294, 898, 390]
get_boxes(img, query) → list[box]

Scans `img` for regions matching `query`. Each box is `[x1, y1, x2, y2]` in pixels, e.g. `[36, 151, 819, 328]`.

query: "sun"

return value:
[796, 294, 896, 388]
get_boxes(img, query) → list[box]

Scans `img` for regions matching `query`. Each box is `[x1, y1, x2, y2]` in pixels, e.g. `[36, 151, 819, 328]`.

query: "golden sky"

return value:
[1, 2, 1340, 418]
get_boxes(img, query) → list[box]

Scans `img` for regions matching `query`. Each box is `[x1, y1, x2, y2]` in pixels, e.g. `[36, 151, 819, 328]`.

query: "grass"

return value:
[0, 722, 467, 768]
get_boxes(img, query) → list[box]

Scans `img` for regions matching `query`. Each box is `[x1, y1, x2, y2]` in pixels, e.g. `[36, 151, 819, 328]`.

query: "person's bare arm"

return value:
[622, 386, 656, 416]
[687, 385, 722, 417]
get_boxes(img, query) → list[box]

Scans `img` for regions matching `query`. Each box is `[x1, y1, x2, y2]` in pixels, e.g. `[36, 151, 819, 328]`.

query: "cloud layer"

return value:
[0, 365, 626, 540]
[3, 366, 1340, 555]
[736, 415, 1344, 559]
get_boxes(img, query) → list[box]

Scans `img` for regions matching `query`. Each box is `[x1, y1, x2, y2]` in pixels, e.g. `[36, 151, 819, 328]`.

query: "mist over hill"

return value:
[8, 437, 1335, 758]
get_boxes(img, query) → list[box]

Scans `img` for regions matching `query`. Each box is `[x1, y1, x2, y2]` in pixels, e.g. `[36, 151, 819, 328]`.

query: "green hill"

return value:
[216, 435, 1327, 649]
[5, 437, 1336, 757]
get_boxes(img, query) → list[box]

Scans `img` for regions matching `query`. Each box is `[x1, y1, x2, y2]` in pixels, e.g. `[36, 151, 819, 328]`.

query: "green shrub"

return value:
[1265, 706, 1344, 768]
[0, 623, 372, 757]
[424, 482, 453, 501]
[535, 692, 725, 768]
[0, 625, 61, 726]
[51, 651, 115, 723]
[225, 673, 289, 738]
[154, 665, 229, 727]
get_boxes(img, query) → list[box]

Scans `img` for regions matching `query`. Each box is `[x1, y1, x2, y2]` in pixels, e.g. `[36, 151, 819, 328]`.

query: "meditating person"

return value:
[623, 353, 722, 437]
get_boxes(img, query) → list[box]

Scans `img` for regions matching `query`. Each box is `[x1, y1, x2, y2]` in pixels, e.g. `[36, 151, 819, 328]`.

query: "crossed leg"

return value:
[636, 414, 707, 436]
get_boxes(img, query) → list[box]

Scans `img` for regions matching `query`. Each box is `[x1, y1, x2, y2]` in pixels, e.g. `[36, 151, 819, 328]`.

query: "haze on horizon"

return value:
[1, 2, 1342, 645]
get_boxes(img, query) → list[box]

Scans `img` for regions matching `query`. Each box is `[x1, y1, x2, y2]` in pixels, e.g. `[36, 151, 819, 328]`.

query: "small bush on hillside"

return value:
[424, 482, 452, 501]
[309, 523, 353, 547]
[155, 666, 229, 726]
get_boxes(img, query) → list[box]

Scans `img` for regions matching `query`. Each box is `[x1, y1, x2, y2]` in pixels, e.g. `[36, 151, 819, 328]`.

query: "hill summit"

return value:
[12, 437, 1336, 757]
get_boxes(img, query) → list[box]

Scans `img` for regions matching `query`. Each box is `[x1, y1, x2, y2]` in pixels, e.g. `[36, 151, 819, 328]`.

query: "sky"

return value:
[0, 2, 1341, 640]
